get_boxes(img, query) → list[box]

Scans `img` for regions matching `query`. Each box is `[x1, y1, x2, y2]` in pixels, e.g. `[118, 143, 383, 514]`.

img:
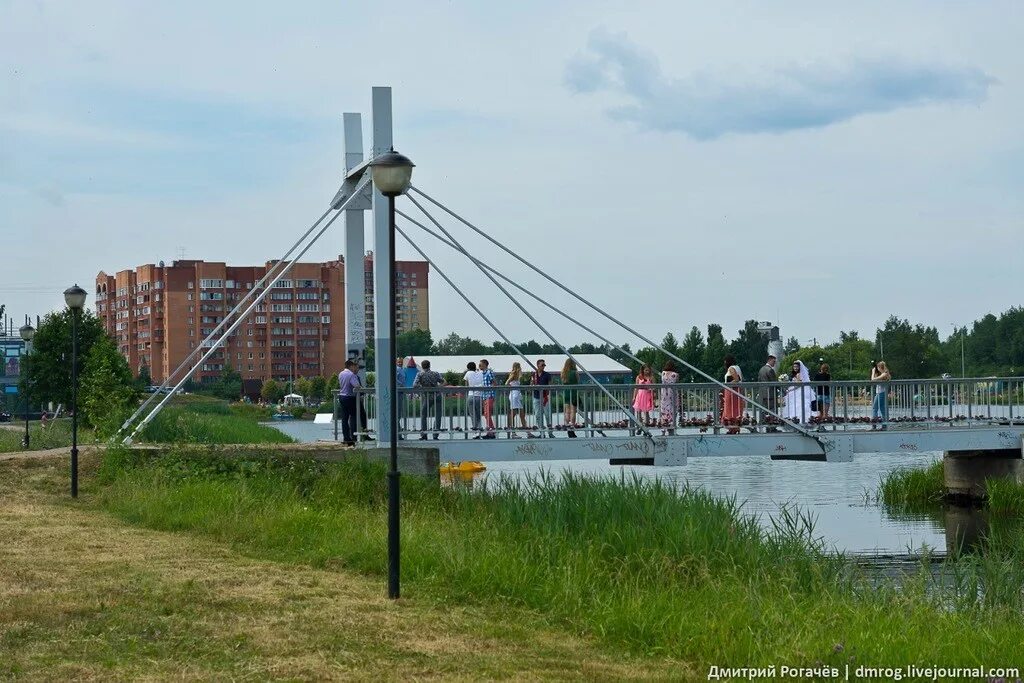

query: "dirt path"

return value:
[0, 454, 688, 681]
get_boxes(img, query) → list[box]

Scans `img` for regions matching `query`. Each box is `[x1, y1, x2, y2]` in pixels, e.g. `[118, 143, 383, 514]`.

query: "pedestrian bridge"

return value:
[345, 377, 1024, 465]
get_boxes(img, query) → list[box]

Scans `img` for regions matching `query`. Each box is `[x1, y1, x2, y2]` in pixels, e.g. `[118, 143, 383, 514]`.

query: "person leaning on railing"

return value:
[412, 360, 445, 440]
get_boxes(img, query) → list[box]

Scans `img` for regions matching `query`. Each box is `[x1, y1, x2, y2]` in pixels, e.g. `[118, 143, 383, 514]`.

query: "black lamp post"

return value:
[19, 323, 35, 449]
[64, 284, 87, 498]
[368, 148, 415, 600]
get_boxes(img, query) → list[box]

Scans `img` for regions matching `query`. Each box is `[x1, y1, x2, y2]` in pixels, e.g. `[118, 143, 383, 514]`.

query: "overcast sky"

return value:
[2, 1, 1021, 349]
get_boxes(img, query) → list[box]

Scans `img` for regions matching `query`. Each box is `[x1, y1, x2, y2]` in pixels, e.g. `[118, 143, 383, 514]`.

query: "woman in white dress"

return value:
[506, 362, 527, 436]
[783, 360, 817, 423]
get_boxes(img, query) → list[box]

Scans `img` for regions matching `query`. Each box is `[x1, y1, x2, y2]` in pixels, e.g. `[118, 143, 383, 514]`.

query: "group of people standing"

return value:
[334, 353, 899, 446]
[630, 354, 895, 434]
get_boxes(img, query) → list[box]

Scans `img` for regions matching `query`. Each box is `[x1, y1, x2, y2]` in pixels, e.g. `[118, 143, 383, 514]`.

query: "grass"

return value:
[138, 399, 292, 445]
[0, 453, 680, 680]
[0, 420, 95, 454]
[96, 448, 1024, 670]
[987, 478, 1024, 515]
[876, 461, 946, 511]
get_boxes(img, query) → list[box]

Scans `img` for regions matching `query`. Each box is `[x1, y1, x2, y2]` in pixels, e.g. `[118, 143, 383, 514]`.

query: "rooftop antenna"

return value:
[176, 246, 186, 261]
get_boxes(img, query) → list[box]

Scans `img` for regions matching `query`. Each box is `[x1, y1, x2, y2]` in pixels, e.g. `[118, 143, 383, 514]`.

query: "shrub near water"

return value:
[98, 450, 1024, 668]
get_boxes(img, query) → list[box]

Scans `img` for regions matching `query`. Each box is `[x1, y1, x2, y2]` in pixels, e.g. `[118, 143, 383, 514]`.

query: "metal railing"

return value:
[336, 377, 1024, 441]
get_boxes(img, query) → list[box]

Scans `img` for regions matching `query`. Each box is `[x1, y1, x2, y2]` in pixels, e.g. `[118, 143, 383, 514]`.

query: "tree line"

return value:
[396, 307, 1024, 382]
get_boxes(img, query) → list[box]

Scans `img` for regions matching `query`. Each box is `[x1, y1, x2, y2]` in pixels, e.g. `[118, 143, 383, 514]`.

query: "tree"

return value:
[702, 324, 728, 377]
[728, 320, 768, 380]
[309, 376, 327, 402]
[396, 328, 432, 357]
[22, 309, 106, 409]
[294, 376, 313, 399]
[783, 336, 801, 356]
[679, 327, 705, 381]
[431, 332, 487, 355]
[135, 364, 152, 391]
[327, 373, 340, 395]
[261, 378, 284, 403]
[875, 316, 944, 378]
[80, 336, 138, 437]
[210, 365, 242, 401]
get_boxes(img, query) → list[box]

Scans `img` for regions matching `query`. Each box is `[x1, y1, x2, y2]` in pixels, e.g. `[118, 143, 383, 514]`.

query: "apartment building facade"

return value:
[95, 256, 430, 387]
[361, 251, 429, 340]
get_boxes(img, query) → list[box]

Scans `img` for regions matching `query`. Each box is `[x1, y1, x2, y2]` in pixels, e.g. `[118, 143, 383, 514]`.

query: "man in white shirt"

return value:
[463, 361, 483, 434]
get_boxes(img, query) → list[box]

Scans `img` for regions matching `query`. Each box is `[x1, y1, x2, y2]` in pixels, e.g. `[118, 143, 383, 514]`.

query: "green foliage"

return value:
[22, 309, 106, 408]
[985, 479, 1024, 515]
[0, 419, 95, 453]
[431, 332, 488, 355]
[781, 345, 828, 378]
[79, 336, 139, 437]
[260, 379, 284, 404]
[702, 324, 728, 377]
[326, 373, 340, 395]
[202, 365, 242, 401]
[875, 316, 945, 379]
[309, 376, 327, 402]
[728, 320, 770, 380]
[289, 405, 306, 419]
[293, 376, 313, 399]
[135, 364, 152, 390]
[396, 328, 433, 357]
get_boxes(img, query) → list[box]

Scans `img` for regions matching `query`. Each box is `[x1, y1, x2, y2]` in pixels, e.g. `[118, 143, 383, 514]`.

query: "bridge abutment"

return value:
[943, 448, 1024, 500]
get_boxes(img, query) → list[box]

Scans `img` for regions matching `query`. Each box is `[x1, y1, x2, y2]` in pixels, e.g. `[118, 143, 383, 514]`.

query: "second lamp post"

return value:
[368, 148, 415, 600]
[18, 323, 35, 449]
[64, 284, 87, 498]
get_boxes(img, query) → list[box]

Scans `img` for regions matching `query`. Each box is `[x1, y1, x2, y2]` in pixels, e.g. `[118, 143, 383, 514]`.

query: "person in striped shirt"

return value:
[479, 359, 497, 438]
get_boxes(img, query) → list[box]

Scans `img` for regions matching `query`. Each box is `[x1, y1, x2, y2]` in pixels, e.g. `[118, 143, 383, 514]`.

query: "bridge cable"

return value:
[406, 195, 654, 441]
[408, 185, 825, 451]
[124, 180, 370, 445]
[115, 205, 337, 438]
[396, 210, 645, 367]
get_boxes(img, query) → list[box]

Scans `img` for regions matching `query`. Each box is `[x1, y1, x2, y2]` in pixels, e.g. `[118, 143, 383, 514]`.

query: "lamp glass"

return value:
[371, 165, 413, 196]
[64, 285, 87, 310]
[19, 325, 35, 342]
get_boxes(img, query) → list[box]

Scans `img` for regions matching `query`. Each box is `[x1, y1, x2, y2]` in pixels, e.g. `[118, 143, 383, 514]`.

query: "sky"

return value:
[2, 0, 1021, 350]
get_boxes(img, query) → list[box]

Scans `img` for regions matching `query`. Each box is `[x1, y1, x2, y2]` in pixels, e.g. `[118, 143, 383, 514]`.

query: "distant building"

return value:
[95, 255, 430, 387]
[361, 251, 429, 338]
[411, 354, 632, 384]
[0, 333, 27, 404]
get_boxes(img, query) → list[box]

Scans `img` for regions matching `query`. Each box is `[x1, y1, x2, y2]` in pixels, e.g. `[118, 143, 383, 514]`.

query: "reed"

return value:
[987, 478, 1024, 515]
[138, 405, 292, 444]
[877, 461, 945, 510]
[0, 420, 95, 453]
[97, 449, 1024, 668]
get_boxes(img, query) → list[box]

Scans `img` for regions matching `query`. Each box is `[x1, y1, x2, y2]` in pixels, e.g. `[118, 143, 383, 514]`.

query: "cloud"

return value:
[565, 28, 995, 140]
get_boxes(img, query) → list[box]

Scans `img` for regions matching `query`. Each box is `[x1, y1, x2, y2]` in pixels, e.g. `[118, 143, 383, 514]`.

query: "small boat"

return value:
[439, 461, 486, 474]
[271, 412, 296, 421]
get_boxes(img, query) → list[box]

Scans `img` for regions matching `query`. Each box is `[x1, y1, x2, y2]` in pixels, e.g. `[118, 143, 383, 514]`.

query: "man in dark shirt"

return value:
[756, 355, 779, 432]
[412, 360, 445, 440]
[530, 359, 554, 438]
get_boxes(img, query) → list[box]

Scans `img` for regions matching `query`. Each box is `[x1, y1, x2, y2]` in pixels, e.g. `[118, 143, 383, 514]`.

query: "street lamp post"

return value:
[19, 324, 35, 449]
[368, 148, 415, 600]
[64, 284, 87, 498]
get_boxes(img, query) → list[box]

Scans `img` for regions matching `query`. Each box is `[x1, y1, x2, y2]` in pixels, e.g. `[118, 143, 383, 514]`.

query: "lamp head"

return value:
[369, 148, 415, 197]
[19, 324, 35, 342]
[63, 284, 87, 311]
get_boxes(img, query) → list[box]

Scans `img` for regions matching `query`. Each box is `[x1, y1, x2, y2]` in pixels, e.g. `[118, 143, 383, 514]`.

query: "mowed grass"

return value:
[98, 448, 1024, 670]
[0, 453, 685, 681]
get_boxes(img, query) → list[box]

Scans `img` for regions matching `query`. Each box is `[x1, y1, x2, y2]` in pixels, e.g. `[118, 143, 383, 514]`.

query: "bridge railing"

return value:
[344, 377, 1023, 440]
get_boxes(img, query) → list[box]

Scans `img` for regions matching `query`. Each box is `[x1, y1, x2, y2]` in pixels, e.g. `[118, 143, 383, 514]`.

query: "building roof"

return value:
[408, 354, 631, 375]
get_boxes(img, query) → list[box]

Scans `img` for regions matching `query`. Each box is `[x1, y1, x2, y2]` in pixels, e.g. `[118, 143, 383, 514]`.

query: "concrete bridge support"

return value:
[943, 448, 1024, 500]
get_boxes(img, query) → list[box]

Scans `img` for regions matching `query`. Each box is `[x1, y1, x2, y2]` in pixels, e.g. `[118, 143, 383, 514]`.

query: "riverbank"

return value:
[0, 452, 682, 680]
[95, 446, 1024, 672]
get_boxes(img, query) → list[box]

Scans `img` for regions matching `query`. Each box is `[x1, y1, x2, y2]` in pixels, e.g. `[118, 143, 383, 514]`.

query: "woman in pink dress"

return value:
[632, 364, 655, 428]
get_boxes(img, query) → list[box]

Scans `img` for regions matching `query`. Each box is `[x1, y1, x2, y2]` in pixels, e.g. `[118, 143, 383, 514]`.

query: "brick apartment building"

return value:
[95, 255, 429, 386]
[361, 251, 429, 339]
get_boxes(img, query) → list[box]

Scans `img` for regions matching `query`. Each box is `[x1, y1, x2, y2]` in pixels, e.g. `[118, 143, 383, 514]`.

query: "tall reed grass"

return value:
[877, 461, 945, 511]
[97, 449, 1024, 667]
[0, 420, 94, 453]
[987, 478, 1024, 515]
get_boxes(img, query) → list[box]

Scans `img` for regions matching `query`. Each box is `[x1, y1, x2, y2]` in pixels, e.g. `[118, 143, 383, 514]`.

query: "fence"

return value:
[337, 377, 1024, 441]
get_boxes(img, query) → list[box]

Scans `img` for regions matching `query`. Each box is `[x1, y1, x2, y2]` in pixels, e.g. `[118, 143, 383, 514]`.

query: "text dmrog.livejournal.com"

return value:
[706, 664, 1020, 681]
